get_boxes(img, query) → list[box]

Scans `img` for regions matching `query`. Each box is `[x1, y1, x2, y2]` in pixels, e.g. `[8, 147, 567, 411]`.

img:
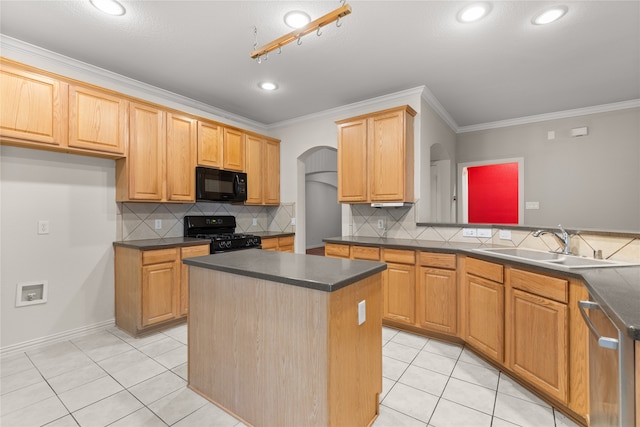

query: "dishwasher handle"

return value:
[578, 300, 619, 350]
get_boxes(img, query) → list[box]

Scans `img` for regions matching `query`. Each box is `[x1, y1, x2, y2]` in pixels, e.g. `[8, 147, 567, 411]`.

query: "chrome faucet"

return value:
[533, 224, 575, 255]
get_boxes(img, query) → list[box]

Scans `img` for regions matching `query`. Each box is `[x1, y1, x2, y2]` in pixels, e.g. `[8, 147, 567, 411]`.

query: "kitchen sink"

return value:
[473, 247, 639, 269]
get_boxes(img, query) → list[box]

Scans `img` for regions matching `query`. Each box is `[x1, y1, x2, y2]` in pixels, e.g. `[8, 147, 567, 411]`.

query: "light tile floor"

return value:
[1, 324, 582, 427]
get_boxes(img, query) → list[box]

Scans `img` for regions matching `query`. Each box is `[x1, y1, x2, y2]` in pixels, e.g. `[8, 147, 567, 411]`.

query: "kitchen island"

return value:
[183, 249, 386, 427]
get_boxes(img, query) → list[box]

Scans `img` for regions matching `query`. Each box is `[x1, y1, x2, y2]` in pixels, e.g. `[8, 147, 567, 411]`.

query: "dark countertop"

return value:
[252, 231, 295, 238]
[113, 237, 210, 250]
[323, 236, 640, 340]
[183, 249, 386, 293]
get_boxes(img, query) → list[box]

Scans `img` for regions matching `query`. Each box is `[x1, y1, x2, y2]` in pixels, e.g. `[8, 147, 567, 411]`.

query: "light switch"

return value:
[358, 300, 366, 325]
[462, 228, 477, 237]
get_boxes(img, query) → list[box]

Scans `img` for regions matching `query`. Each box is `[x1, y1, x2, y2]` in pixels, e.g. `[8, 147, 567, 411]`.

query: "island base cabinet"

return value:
[188, 267, 382, 427]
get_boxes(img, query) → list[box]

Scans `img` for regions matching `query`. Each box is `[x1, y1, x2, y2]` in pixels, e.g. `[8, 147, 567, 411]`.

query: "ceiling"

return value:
[1, 1, 638, 129]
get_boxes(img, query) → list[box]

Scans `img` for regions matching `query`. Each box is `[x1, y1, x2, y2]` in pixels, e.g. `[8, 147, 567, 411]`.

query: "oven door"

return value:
[196, 167, 247, 202]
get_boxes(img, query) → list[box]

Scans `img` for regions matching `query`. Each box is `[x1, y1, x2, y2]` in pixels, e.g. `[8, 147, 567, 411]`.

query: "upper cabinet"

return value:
[117, 103, 199, 202]
[223, 127, 245, 171]
[0, 60, 68, 146]
[336, 105, 416, 203]
[197, 120, 223, 168]
[245, 134, 280, 206]
[69, 84, 127, 155]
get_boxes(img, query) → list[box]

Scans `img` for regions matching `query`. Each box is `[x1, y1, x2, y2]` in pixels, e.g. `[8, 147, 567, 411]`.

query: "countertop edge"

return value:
[113, 237, 210, 250]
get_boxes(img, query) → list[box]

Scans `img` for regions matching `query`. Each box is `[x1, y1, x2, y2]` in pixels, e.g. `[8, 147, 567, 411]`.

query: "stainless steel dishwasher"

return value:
[579, 298, 635, 426]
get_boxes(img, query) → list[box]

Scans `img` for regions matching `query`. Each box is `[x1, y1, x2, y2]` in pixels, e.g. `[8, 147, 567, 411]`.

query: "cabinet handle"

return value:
[578, 300, 618, 350]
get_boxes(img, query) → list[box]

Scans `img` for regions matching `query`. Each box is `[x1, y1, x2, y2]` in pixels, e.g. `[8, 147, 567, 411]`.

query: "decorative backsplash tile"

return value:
[117, 202, 295, 241]
[349, 204, 640, 262]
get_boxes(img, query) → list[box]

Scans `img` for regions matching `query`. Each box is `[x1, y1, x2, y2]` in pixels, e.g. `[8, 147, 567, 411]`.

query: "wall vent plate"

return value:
[16, 281, 48, 307]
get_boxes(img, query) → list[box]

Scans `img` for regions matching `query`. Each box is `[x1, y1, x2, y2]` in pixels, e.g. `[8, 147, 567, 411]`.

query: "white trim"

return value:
[267, 87, 426, 129]
[0, 319, 115, 357]
[0, 35, 267, 131]
[420, 86, 459, 132]
[458, 99, 640, 133]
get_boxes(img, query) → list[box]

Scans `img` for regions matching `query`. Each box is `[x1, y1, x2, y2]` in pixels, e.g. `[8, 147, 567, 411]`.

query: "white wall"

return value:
[1, 147, 117, 349]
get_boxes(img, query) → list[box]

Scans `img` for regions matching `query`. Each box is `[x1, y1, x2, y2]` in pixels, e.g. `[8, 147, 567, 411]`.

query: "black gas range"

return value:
[184, 215, 261, 253]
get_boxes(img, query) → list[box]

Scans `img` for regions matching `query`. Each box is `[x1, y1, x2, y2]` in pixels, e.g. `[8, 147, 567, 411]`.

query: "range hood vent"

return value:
[371, 202, 413, 208]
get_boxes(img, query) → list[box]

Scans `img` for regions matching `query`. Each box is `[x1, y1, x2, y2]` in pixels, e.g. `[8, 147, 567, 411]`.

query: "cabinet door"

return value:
[325, 243, 350, 259]
[264, 139, 280, 205]
[509, 289, 568, 403]
[383, 262, 415, 324]
[337, 119, 368, 202]
[180, 245, 210, 316]
[128, 102, 165, 200]
[278, 236, 294, 253]
[417, 267, 457, 334]
[223, 127, 245, 171]
[369, 110, 406, 201]
[465, 274, 504, 362]
[68, 84, 126, 154]
[166, 112, 196, 201]
[142, 261, 178, 327]
[0, 62, 67, 145]
[197, 120, 223, 168]
[245, 134, 264, 204]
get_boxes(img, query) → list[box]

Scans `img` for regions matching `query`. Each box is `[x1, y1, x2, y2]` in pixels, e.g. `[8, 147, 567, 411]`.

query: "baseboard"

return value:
[0, 319, 115, 357]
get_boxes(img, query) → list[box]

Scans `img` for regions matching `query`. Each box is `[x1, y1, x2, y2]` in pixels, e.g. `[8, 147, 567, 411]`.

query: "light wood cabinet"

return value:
[245, 135, 280, 205]
[166, 112, 197, 201]
[68, 84, 126, 155]
[180, 245, 211, 316]
[261, 235, 294, 253]
[507, 268, 570, 404]
[382, 249, 416, 325]
[116, 104, 198, 202]
[223, 127, 245, 171]
[197, 120, 223, 168]
[417, 252, 457, 334]
[464, 257, 505, 363]
[115, 243, 209, 336]
[336, 105, 416, 203]
[0, 60, 68, 146]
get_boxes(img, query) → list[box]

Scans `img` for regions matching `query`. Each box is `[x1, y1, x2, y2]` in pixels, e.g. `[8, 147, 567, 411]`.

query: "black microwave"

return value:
[195, 167, 247, 203]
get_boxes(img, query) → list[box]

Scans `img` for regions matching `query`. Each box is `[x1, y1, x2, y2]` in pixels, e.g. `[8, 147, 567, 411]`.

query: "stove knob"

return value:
[225, 241, 232, 248]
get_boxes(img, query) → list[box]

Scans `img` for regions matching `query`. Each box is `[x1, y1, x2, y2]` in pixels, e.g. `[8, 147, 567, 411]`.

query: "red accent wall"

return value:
[468, 162, 519, 224]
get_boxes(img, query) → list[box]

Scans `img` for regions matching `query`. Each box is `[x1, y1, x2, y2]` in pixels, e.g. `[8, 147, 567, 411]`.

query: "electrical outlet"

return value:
[38, 220, 50, 235]
[291, 218, 296, 225]
[499, 229, 512, 240]
[462, 228, 477, 237]
[377, 219, 385, 229]
[252, 218, 257, 226]
[477, 228, 492, 238]
[154, 219, 162, 230]
[358, 300, 366, 325]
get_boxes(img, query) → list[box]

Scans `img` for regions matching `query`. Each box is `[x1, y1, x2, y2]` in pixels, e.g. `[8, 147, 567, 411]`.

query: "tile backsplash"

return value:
[117, 202, 295, 241]
[349, 204, 640, 262]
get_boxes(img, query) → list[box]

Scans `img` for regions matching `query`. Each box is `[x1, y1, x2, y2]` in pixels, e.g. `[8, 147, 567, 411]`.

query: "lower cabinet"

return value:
[261, 235, 294, 252]
[417, 252, 457, 334]
[463, 257, 505, 363]
[382, 249, 416, 325]
[507, 268, 570, 404]
[325, 243, 350, 258]
[115, 243, 210, 336]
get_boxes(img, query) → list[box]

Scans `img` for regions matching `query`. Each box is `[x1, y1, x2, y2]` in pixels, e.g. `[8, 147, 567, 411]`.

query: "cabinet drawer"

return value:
[261, 238, 278, 250]
[383, 249, 415, 264]
[181, 245, 210, 259]
[419, 252, 456, 269]
[466, 257, 504, 283]
[325, 243, 350, 258]
[351, 246, 380, 261]
[142, 248, 178, 265]
[510, 268, 568, 303]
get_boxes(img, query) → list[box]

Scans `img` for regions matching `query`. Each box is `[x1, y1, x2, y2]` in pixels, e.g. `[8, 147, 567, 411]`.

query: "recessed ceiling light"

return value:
[284, 11, 311, 29]
[259, 82, 278, 91]
[457, 2, 491, 23]
[90, 0, 126, 16]
[532, 6, 568, 25]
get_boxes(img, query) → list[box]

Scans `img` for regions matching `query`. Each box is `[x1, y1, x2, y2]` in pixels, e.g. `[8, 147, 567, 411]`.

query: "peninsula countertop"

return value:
[323, 235, 640, 340]
[183, 249, 386, 292]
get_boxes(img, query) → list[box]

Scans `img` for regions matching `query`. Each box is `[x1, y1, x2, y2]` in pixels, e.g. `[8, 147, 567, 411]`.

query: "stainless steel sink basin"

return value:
[473, 247, 639, 269]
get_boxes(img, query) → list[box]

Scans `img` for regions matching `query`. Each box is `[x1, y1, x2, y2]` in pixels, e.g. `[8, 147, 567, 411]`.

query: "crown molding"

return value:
[266, 86, 426, 130]
[0, 35, 268, 131]
[420, 86, 459, 132]
[458, 99, 640, 133]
